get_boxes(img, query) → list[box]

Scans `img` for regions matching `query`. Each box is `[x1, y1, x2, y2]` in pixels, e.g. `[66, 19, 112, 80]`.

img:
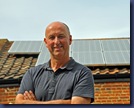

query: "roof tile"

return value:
[118, 68, 129, 74]
[109, 68, 119, 74]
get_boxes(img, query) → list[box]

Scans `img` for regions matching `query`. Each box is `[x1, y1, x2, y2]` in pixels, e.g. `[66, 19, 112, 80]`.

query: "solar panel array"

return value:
[101, 39, 130, 51]
[8, 41, 43, 54]
[35, 43, 50, 66]
[8, 38, 130, 66]
[101, 39, 130, 65]
[71, 40, 105, 66]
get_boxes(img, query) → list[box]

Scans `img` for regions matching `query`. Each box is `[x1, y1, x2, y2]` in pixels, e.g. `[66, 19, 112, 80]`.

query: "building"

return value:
[0, 38, 130, 104]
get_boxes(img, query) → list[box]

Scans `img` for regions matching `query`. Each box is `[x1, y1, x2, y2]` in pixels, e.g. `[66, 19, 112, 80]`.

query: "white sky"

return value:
[0, 0, 130, 41]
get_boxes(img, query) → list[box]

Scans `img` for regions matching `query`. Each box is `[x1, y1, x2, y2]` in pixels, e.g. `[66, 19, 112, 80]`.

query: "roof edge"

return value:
[72, 37, 130, 40]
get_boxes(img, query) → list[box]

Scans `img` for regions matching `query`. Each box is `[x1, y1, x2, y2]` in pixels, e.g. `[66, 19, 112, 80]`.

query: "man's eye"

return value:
[58, 35, 64, 39]
[49, 36, 55, 40]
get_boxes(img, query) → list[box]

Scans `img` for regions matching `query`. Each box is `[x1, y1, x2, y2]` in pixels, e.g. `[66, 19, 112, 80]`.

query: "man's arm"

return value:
[15, 94, 71, 104]
[15, 91, 91, 104]
[71, 96, 91, 104]
[15, 91, 71, 104]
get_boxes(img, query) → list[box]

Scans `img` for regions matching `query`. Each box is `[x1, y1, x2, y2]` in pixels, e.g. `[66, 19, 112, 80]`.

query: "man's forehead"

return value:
[45, 21, 70, 36]
[47, 22, 65, 29]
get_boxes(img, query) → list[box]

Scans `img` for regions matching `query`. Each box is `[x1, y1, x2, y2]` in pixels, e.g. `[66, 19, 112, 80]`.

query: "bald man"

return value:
[15, 21, 94, 104]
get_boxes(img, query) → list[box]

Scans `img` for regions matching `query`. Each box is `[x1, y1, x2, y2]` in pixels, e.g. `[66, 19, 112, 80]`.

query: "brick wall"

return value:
[94, 82, 130, 104]
[0, 82, 130, 104]
[0, 87, 19, 104]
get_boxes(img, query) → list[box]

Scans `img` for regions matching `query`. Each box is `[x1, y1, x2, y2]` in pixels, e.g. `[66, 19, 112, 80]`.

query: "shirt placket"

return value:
[48, 72, 56, 100]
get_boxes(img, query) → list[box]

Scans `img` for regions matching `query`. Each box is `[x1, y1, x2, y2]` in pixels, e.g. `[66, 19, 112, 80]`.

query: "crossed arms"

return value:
[15, 90, 91, 104]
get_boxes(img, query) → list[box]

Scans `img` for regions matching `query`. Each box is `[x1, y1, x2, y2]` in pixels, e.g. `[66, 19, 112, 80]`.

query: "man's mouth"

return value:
[54, 45, 63, 50]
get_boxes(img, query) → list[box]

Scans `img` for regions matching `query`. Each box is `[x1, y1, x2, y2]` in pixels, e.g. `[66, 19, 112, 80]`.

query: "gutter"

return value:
[0, 78, 21, 87]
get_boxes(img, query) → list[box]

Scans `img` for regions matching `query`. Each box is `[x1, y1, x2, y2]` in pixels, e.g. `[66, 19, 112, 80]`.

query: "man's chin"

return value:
[53, 54, 63, 59]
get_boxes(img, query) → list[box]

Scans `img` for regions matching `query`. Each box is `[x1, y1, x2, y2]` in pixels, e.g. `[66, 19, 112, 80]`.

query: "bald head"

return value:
[45, 21, 70, 37]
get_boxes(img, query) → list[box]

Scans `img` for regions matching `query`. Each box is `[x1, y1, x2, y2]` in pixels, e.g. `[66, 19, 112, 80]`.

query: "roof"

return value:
[0, 39, 130, 86]
[7, 38, 130, 66]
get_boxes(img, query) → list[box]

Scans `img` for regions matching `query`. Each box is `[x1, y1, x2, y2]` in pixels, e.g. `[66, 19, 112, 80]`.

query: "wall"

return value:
[94, 82, 130, 104]
[0, 87, 19, 104]
[0, 82, 130, 104]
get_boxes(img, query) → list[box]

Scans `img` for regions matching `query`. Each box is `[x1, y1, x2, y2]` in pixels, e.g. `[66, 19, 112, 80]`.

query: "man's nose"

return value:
[54, 37, 60, 44]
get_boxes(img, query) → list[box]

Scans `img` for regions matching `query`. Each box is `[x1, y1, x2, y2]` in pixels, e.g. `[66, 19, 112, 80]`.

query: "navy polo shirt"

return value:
[18, 57, 94, 103]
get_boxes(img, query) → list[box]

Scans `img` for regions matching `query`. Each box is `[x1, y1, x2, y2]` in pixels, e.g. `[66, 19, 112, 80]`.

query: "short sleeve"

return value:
[17, 69, 35, 94]
[72, 68, 94, 103]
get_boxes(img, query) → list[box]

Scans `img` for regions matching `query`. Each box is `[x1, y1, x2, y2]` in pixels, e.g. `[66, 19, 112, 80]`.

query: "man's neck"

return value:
[50, 56, 70, 72]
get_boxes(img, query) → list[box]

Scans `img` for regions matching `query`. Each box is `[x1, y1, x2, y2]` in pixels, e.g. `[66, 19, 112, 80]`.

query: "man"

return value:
[15, 21, 94, 104]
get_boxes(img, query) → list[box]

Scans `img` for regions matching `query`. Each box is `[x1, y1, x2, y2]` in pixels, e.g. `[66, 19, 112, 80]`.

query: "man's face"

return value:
[44, 22, 72, 59]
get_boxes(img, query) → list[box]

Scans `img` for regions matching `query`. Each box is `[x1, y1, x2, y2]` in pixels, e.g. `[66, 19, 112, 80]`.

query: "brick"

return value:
[114, 102, 124, 104]
[123, 102, 130, 104]
[0, 89, 4, 92]
[98, 97, 108, 100]
[112, 100, 117, 102]
[7, 92, 16, 95]
[102, 84, 112, 88]
[122, 82, 130, 86]
[101, 99, 107, 103]
[109, 96, 118, 100]
[95, 93, 100, 96]
[107, 100, 112, 102]
[114, 93, 121, 96]
[120, 96, 129, 99]
[7, 96, 16, 99]
[111, 90, 122, 93]
[100, 93, 112, 97]
[0, 95, 8, 99]
[0, 102, 9, 104]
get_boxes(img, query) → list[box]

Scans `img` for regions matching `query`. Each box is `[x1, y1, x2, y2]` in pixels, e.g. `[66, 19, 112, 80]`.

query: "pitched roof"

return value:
[0, 39, 37, 83]
[0, 39, 130, 86]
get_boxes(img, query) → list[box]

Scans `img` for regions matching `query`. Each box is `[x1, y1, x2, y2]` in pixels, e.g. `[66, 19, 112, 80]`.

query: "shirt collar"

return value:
[43, 57, 75, 71]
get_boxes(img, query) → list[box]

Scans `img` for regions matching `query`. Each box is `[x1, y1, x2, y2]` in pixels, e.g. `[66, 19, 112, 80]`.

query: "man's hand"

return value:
[23, 90, 36, 100]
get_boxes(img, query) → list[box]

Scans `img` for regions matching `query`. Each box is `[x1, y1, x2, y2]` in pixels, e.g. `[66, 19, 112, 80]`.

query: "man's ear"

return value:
[44, 38, 48, 47]
[44, 38, 47, 44]
[69, 35, 72, 45]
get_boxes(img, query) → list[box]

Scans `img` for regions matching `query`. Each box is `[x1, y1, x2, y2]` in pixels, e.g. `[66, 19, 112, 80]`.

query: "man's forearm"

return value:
[15, 91, 71, 104]
[35, 99, 71, 104]
[15, 99, 71, 104]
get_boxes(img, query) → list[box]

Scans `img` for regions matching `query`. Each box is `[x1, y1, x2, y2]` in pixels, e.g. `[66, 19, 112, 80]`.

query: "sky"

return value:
[0, 0, 130, 41]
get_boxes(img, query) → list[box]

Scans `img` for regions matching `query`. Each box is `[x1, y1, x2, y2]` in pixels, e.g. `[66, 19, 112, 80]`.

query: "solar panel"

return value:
[72, 52, 105, 66]
[8, 41, 43, 54]
[71, 39, 105, 66]
[35, 43, 50, 66]
[71, 39, 102, 52]
[100, 38, 130, 65]
[104, 51, 130, 65]
[101, 39, 130, 51]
